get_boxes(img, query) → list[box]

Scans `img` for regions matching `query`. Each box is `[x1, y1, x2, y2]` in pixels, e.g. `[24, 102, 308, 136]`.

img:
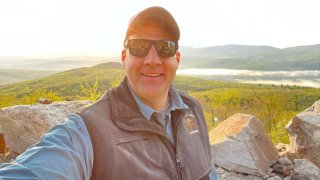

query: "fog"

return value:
[238, 79, 320, 88]
[177, 69, 320, 77]
[177, 69, 320, 88]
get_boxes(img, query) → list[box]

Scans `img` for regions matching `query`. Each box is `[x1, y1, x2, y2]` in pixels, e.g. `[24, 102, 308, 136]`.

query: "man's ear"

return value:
[175, 50, 181, 65]
[121, 49, 126, 69]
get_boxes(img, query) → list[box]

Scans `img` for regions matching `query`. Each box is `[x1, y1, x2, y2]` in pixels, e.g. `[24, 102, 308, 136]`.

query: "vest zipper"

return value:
[116, 114, 187, 179]
[176, 153, 186, 180]
[175, 116, 186, 180]
[160, 136, 183, 180]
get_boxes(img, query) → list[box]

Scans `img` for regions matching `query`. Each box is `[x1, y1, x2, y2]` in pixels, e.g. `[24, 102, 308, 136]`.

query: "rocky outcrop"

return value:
[0, 101, 92, 154]
[209, 113, 279, 176]
[210, 100, 320, 179]
[285, 100, 320, 168]
[2, 99, 320, 179]
[215, 157, 318, 180]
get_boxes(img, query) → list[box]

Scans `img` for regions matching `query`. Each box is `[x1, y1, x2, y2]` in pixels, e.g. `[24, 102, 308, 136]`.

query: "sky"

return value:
[0, 0, 319, 57]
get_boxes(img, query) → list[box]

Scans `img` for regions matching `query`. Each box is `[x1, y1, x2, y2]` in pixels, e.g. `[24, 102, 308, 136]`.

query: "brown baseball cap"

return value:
[125, 6, 180, 41]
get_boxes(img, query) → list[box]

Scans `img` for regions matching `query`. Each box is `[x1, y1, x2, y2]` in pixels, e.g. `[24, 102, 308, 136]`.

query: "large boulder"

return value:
[0, 101, 92, 154]
[294, 159, 320, 180]
[209, 113, 278, 176]
[285, 100, 320, 168]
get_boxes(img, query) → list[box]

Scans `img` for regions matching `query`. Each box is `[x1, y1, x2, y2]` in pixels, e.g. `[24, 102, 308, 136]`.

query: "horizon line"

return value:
[0, 43, 319, 58]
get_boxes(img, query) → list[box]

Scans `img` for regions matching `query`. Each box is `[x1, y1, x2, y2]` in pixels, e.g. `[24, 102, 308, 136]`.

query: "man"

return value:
[0, 6, 217, 179]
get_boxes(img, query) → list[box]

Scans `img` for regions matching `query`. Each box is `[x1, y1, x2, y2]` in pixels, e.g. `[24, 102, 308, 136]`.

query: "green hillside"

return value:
[0, 62, 123, 99]
[1, 62, 320, 144]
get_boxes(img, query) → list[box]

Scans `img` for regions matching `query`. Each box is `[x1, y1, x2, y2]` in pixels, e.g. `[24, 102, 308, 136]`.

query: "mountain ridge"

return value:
[179, 44, 320, 70]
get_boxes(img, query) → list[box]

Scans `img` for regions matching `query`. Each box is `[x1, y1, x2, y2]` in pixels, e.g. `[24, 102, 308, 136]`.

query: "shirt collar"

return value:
[128, 83, 189, 121]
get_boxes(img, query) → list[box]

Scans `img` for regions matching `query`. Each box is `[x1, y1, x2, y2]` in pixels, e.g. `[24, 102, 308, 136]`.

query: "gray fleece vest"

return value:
[79, 78, 212, 180]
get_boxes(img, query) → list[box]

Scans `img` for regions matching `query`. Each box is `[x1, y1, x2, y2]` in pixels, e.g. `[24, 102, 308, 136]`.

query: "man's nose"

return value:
[144, 45, 162, 65]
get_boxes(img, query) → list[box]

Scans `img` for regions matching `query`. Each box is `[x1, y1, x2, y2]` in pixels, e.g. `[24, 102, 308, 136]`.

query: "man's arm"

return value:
[0, 114, 93, 180]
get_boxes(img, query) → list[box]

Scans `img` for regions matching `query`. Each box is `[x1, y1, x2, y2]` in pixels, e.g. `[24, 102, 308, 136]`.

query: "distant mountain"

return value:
[180, 45, 280, 58]
[0, 56, 119, 70]
[179, 44, 320, 70]
[0, 69, 60, 86]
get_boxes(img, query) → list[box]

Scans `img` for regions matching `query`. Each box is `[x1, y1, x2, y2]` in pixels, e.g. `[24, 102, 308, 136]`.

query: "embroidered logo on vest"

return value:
[183, 113, 199, 135]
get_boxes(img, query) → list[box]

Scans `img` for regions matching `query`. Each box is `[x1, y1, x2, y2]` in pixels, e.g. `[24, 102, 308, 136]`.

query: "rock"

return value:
[38, 98, 52, 104]
[285, 100, 320, 168]
[276, 143, 287, 152]
[294, 159, 320, 180]
[0, 133, 6, 153]
[262, 174, 270, 179]
[275, 158, 294, 177]
[209, 113, 279, 176]
[216, 166, 225, 174]
[276, 143, 292, 158]
[0, 101, 92, 154]
[283, 176, 291, 180]
[216, 167, 264, 180]
[272, 163, 291, 177]
[5, 151, 19, 162]
[0, 153, 5, 163]
[267, 176, 282, 180]
[284, 151, 298, 162]
[277, 157, 293, 167]
[276, 143, 291, 153]
[278, 151, 286, 158]
[0, 151, 19, 163]
[291, 175, 310, 180]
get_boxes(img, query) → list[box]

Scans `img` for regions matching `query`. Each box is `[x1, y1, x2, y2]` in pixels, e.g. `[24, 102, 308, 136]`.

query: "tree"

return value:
[79, 75, 101, 101]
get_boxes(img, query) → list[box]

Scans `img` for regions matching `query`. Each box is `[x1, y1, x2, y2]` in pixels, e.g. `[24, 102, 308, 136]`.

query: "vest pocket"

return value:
[113, 135, 149, 145]
[111, 135, 179, 179]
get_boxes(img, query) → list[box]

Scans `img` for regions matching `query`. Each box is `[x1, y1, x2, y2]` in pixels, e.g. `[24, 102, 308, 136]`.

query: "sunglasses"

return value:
[124, 39, 178, 58]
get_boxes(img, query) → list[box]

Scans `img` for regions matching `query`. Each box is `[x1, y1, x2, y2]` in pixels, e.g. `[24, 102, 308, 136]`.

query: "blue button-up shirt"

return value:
[129, 85, 189, 144]
[0, 114, 93, 179]
[0, 86, 217, 180]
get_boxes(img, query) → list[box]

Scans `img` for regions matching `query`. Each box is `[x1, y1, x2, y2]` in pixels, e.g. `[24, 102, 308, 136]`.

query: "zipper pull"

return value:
[176, 154, 185, 180]
[177, 158, 182, 168]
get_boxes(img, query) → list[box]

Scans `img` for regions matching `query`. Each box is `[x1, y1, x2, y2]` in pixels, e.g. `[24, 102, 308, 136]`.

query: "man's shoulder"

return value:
[177, 91, 200, 107]
[78, 91, 111, 116]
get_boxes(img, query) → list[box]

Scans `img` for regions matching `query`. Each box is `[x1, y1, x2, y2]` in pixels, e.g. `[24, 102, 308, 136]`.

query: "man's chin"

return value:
[140, 88, 166, 98]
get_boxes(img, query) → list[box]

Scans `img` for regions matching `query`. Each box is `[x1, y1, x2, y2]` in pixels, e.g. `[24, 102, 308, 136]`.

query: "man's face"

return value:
[121, 24, 180, 108]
